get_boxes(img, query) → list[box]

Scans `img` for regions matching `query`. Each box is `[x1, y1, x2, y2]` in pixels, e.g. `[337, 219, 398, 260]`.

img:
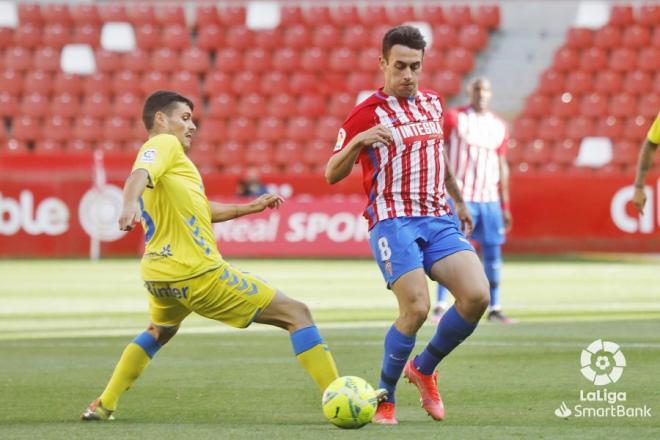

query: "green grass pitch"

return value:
[1, 257, 659, 439]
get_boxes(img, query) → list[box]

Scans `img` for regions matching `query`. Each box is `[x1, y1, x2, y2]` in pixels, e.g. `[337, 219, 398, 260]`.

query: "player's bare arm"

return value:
[118, 169, 149, 231]
[632, 139, 658, 215]
[498, 155, 513, 232]
[209, 194, 284, 223]
[325, 125, 392, 184]
[443, 151, 473, 236]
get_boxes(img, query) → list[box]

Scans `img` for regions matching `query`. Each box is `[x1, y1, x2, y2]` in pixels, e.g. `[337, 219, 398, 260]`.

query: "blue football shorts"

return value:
[447, 200, 506, 247]
[368, 216, 475, 288]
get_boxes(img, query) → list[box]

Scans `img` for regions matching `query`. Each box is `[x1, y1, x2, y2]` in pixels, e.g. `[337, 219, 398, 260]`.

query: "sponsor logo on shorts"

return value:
[145, 282, 189, 299]
[384, 260, 393, 276]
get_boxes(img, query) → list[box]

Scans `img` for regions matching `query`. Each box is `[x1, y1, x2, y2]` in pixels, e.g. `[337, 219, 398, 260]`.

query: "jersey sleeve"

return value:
[647, 112, 660, 145]
[132, 134, 180, 188]
[441, 108, 458, 154]
[332, 106, 377, 156]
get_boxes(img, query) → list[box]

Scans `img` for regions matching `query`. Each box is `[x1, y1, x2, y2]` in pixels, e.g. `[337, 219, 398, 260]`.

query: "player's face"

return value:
[380, 45, 423, 98]
[468, 79, 492, 112]
[158, 102, 196, 151]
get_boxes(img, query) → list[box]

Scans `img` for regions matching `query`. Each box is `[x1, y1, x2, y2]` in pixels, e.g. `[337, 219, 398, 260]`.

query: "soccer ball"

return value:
[322, 376, 378, 429]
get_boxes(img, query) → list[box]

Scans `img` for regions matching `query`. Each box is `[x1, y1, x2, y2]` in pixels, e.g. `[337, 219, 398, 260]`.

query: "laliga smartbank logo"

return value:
[554, 339, 652, 419]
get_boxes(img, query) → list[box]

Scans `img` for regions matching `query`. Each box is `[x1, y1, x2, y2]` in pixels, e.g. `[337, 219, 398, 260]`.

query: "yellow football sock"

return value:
[296, 343, 339, 391]
[99, 342, 152, 411]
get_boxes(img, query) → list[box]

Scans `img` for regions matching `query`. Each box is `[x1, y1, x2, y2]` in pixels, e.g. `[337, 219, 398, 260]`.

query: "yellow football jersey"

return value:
[647, 112, 660, 145]
[131, 134, 222, 282]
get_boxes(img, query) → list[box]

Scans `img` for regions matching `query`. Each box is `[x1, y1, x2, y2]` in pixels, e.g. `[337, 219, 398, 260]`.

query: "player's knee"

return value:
[401, 299, 429, 329]
[290, 299, 314, 327]
[147, 323, 179, 345]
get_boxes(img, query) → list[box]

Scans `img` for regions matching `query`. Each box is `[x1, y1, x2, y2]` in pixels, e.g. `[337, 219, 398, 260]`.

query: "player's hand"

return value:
[632, 186, 647, 215]
[455, 202, 474, 237]
[356, 124, 392, 148]
[250, 194, 284, 212]
[118, 201, 141, 231]
[503, 209, 513, 233]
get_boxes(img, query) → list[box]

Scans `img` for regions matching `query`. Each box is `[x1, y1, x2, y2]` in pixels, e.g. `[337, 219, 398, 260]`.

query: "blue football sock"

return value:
[482, 244, 502, 310]
[436, 284, 449, 304]
[414, 305, 477, 375]
[379, 324, 415, 403]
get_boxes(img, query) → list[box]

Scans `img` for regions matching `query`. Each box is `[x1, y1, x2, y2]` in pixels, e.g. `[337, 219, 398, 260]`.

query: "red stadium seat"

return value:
[596, 116, 623, 139]
[303, 6, 331, 26]
[67, 139, 94, 153]
[432, 71, 461, 97]
[260, 72, 288, 95]
[20, 92, 49, 118]
[553, 46, 579, 72]
[14, 24, 42, 49]
[271, 48, 299, 73]
[523, 94, 549, 117]
[159, 5, 186, 26]
[417, 5, 445, 23]
[300, 47, 327, 73]
[565, 71, 593, 94]
[313, 25, 341, 50]
[237, 93, 266, 118]
[225, 26, 254, 51]
[42, 3, 71, 25]
[189, 141, 217, 171]
[256, 117, 285, 142]
[215, 141, 243, 168]
[565, 116, 595, 140]
[181, 48, 210, 74]
[0, 69, 23, 95]
[459, 25, 488, 51]
[565, 28, 593, 49]
[445, 48, 475, 74]
[654, 74, 660, 94]
[96, 50, 121, 73]
[611, 140, 637, 166]
[34, 139, 64, 154]
[170, 71, 201, 97]
[244, 48, 271, 73]
[623, 71, 652, 95]
[579, 93, 608, 117]
[624, 116, 651, 141]
[552, 139, 579, 165]
[103, 116, 132, 142]
[368, 24, 392, 48]
[98, 3, 128, 22]
[421, 49, 444, 72]
[593, 26, 621, 49]
[226, 117, 254, 142]
[112, 93, 142, 119]
[358, 5, 390, 26]
[274, 141, 303, 167]
[43, 115, 71, 142]
[331, 5, 359, 25]
[244, 140, 274, 166]
[609, 48, 637, 72]
[203, 71, 230, 97]
[0, 27, 13, 49]
[33, 47, 60, 72]
[280, 6, 303, 25]
[594, 71, 623, 94]
[283, 25, 311, 50]
[151, 48, 178, 73]
[622, 25, 650, 48]
[297, 94, 325, 117]
[18, 3, 43, 25]
[253, 29, 283, 51]
[537, 69, 565, 94]
[609, 93, 636, 118]
[327, 93, 354, 118]
[343, 26, 370, 50]
[0, 93, 18, 117]
[432, 25, 459, 50]
[357, 47, 380, 73]
[24, 70, 52, 96]
[232, 71, 260, 95]
[162, 25, 191, 50]
[639, 94, 659, 118]
[207, 93, 237, 119]
[72, 24, 100, 47]
[638, 4, 660, 27]
[196, 118, 225, 143]
[347, 72, 375, 94]
[579, 48, 608, 72]
[51, 93, 80, 118]
[121, 50, 151, 73]
[194, 5, 220, 28]
[113, 70, 142, 95]
[522, 139, 551, 164]
[131, 122, 147, 140]
[445, 5, 472, 26]
[474, 4, 501, 29]
[83, 73, 111, 96]
[72, 116, 101, 142]
[12, 115, 41, 142]
[96, 140, 125, 155]
[318, 116, 341, 142]
[125, 3, 156, 26]
[70, 4, 101, 26]
[538, 117, 566, 142]
[196, 25, 223, 51]
[218, 6, 246, 26]
[43, 23, 70, 49]
[609, 5, 635, 26]
[286, 117, 315, 141]
[215, 48, 243, 72]
[82, 92, 111, 118]
[135, 25, 162, 51]
[302, 140, 330, 167]
[319, 73, 344, 96]
[387, 6, 416, 24]
[266, 94, 296, 119]
[637, 48, 660, 73]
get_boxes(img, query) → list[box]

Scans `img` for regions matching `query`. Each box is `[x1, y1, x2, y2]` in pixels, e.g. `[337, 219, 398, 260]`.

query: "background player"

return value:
[81, 91, 339, 421]
[632, 111, 660, 214]
[325, 26, 489, 424]
[433, 78, 514, 324]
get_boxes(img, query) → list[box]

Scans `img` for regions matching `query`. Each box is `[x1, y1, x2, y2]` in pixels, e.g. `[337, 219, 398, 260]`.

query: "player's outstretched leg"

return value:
[482, 244, 514, 324]
[254, 291, 338, 391]
[432, 284, 450, 323]
[81, 324, 178, 421]
[405, 251, 489, 421]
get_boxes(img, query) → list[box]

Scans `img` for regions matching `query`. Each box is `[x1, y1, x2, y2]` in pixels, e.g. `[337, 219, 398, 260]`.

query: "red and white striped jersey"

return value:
[444, 106, 508, 203]
[333, 88, 451, 230]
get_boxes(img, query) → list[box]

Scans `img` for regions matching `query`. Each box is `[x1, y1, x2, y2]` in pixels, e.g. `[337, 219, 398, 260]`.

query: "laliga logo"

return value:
[78, 184, 127, 242]
[580, 339, 626, 386]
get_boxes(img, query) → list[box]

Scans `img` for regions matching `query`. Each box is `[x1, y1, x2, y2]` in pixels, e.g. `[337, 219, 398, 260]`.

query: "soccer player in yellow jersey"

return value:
[81, 91, 339, 421]
[632, 111, 660, 214]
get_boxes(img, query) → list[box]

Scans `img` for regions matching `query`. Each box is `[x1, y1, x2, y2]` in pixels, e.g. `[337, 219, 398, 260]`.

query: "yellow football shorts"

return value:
[144, 262, 277, 328]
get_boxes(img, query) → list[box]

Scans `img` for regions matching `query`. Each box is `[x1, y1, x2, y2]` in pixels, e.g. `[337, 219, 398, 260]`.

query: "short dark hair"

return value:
[142, 90, 194, 131]
[382, 25, 427, 60]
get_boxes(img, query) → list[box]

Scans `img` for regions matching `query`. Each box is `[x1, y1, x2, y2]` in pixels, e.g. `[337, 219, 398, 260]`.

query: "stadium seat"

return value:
[260, 71, 288, 95]
[432, 71, 461, 97]
[0, 28, 13, 50]
[81, 92, 111, 118]
[96, 140, 125, 154]
[95, 50, 121, 73]
[609, 93, 636, 118]
[215, 140, 244, 168]
[127, 4, 157, 26]
[609, 5, 635, 26]
[237, 93, 266, 118]
[253, 29, 283, 51]
[417, 4, 445, 23]
[522, 139, 551, 165]
[70, 4, 101, 26]
[297, 94, 325, 117]
[637, 47, 660, 73]
[551, 139, 579, 165]
[112, 93, 142, 119]
[537, 69, 565, 94]
[194, 5, 220, 28]
[218, 6, 246, 26]
[565, 116, 595, 140]
[421, 49, 444, 72]
[343, 26, 369, 50]
[368, 24, 393, 48]
[594, 71, 622, 94]
[24, 70, 52, 96]
[12, 115, 41, 143]
[203, 71, 230, 97]
[611, 139, 637, 166]
[180, 48, 209, 74]
[14, 24, 42, 49]
[72, 24, 100, 47]
[170, 71, 201, 97]
[279, 5, 303, 25]
[282, 25, 311, 50]
[312, 25, 341, 50]
[565, 28, 593, 49]
[0, 92, 18, 117]
[319, 73, 345, 96]
[189, 141, 217, 171]
[302, 140, 330, 167]
[244, 48, 271, 73]
[215, 48, 243, 72]
[0, 69, 23, 95]
[580, 93, 608, 117]
[459, 25, 488, 51]
[17, 3, 43, 26]
[256, 116, 286, 142]
[135, 24, 161, 51]
[226, 117, 254, 142]
[196, 25, 223, 51]
[432, 25, 460, 50]
[609, 48, 637, 72]
[593, 26, 621, 49]
[207, 93, 237, 119]
[300, 47, 327, 73]
[639, 94, 659, 118]
[654, 74, 660, 94]
[121, 50, 150, 73]
[103, 116, 132, 142]
[624, 116, 651, 141]
[537, 117, 565, 142]
[445, 5, 472, 27]
[159, 5, 186, 26]
[474, 4, 500, 29]
[232, 71, 261, 95]
[327, 92, 354, 118]
[523, 94, 549, 118]
[51, 93, 80, 118]
[20, 92, 49, 118]
[623, 71, 652, 95]
[331, 5, 359, 25]
[42, 115, 70, 142]
[98, 3, 128, 22]
[386, 5, 416, 24]
[286, 117, 315, 141]
[511, 117, 537, 144]
[244, 140, 274, 166]
[225, 26, 254, 51]
[445, 48, 475, 74]
[274, 141, 303, 168]
[552, 93, 580, 117]
[565, 71, 593, 94]
[67, 139, 93, 153]
[271, 48, 299, 73]
[579, 48, 608, 72]
[83, 72, 111, 96]
[72, 116, 101, 142]
[358, 5, 390, 26]
[131, 122, 146, 141]
[266, 94, 296, 119]
[303, 5, 331, 26]
[151, 48, 178, 72]
[196, 118, 225, 143]
[596, 116, 623, 139]
[346, 72, 374, 94]
[622, 25, 650, 48]
[638, 4, 660, 27]
[34, 46, 61, 73]
[318, 116, 341, 142]
[43, 23, 70, 49]
[553, 46, 580, 72]
[113, 70, 142, 95]
[162, 25, 191, 50]
[34, 139, 64, 154]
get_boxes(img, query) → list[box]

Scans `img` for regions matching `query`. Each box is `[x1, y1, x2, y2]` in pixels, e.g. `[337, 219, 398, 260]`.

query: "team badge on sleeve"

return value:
[139, 149, 157, 163]
[333, 128, 347, 152]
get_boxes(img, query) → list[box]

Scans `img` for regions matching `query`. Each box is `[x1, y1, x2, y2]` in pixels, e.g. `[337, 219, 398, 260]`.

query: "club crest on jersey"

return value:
[384, 260, 393, 276]
[395, 121, 442, 144]
[140, 149, 156, 163]
[333, 128, 347, 152]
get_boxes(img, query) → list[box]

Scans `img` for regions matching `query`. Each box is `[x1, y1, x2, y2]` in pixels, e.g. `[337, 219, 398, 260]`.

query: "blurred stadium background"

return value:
[0, 0, 659, 438]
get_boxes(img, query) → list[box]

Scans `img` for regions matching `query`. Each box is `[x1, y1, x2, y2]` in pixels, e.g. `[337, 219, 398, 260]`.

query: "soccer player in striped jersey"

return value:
[326, 26, 489, 424]
[632, 111, 660, 214]
[81, 91, 339, 421]
[433, 78, 514, 324]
